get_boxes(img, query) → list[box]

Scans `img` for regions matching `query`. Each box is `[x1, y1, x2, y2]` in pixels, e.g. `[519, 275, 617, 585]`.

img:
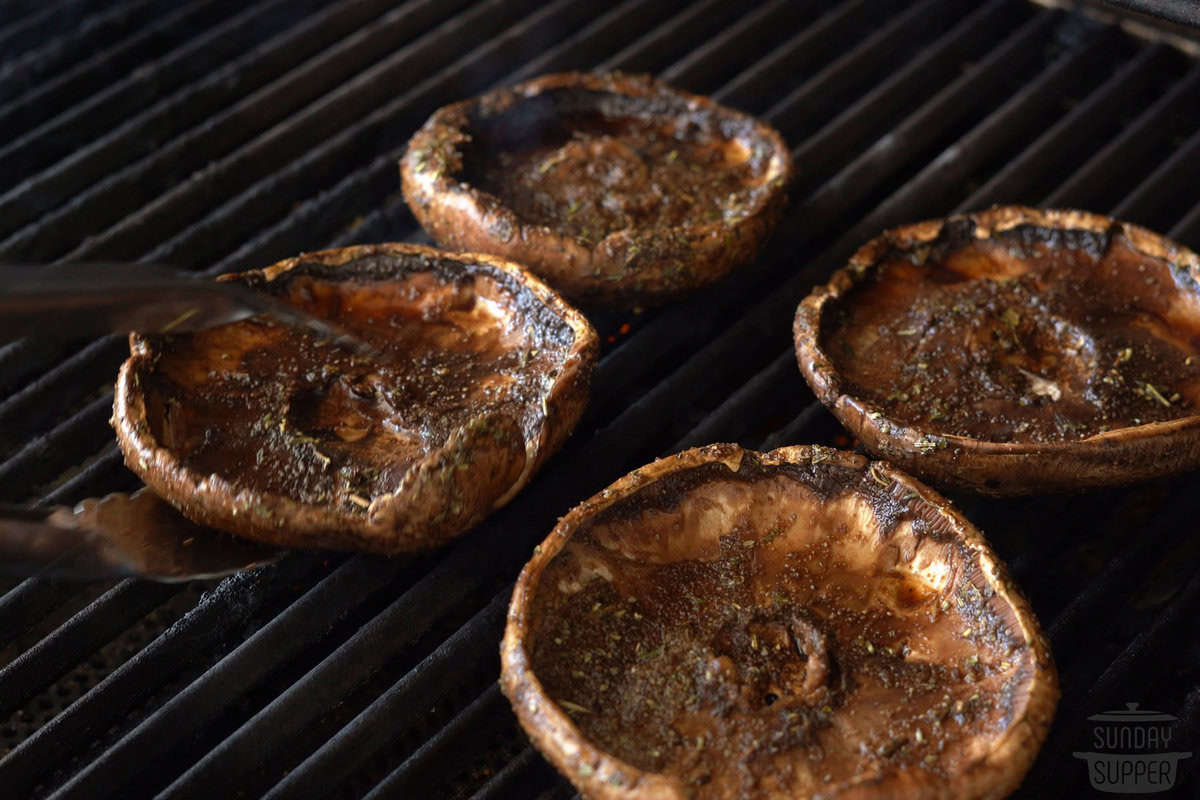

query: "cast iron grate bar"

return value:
[0, 0, 448, 244]
[154, 535, 524, 797]
[466, 746, 551, 800]
[42, 556, 414, 800]
[361, 684, 513, 800]
[0, 395, 114, 499]
[1172, 197, 1200, 245]
[1114, 124, 1200, 227]
[958, 42, 1182, 211]
[260, 589, 510, 800]
[1027, 563, 1200, 794]
[0, 0, 270, 189]
[712, 0, 896, 114]
[1045, 57, 1200, 211]
[0, 555, 329, 797]
[653, 0, 823, 93]
[0, 0, 163, 105]
[0, 0, 125, 61]
[0, 580, 175, 722]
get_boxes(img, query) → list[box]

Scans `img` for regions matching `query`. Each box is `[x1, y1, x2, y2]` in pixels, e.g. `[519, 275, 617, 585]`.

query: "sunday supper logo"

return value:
[1073, 703, 1192, 794]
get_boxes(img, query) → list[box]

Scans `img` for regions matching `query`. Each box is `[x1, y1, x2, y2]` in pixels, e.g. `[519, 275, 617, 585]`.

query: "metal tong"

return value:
[0, 261, 379, 581]
[0, 261, 374, 353]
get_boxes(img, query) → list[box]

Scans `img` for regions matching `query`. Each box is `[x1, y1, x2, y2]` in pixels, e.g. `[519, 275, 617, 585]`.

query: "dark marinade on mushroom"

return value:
[821, 222, 1200, 443]
[526, 459, 1029, 793]
[138, 258, 571, 511]
[458, 91, 777, 246]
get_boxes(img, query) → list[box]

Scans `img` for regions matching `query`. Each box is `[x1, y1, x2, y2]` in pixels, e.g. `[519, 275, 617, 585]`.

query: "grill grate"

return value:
[1, 0, 1199, 797]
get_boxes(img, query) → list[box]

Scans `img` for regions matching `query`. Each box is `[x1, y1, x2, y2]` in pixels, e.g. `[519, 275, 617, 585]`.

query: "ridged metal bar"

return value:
[1170, 198, 1200, 248]
[504, 0, 686, 84]
[45, 555, 409, 800]
[0, 0, 250, 187]
[764, 0, 997, 183]
[1045, 57, 1200, 210]
[672, 349, 807, 452]
[793, 10, 1062, 246]
[156, 533, 521, 798]
[40, 445, 134, 508]
[657, 0, 823, 92]
[0, 579, 86, 653]
[260, 589, 510, 799]
[360, 685, 512, 800]
[758, 400, 841, 452]
[0, 580, 175, 720]
[0, 0, 434, 242]
[0, 0, 163, 105]
[0, 394, 113, 501]
[0, 336, 123, 458]
[1027, 564, 1200, 793]
[468, 746, 553, 800]
[814, 17, 1120, 251]
[712, 0, 882, 112]
[80, 0, 601, 268]
[0, 0, 120, 60]
[1046, 514, 1180, 666]
[1086, 565, 1200, 709]
[0, 555, 328, 798]
[1113, 124, 1200, 229]
[595, 0, 739, 74]
[957, 43, 1179, 211]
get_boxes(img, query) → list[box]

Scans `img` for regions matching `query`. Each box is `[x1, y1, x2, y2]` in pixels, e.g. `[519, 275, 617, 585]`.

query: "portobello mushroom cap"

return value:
[401, 72, 794, 308]
[795, 206, 1200, 495]
[113, 243, 597, 554]
[501, 444, 1057, 800]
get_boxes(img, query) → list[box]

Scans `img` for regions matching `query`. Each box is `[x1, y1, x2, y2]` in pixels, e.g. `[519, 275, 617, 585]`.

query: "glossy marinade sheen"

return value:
[821, 226, 1200, 443]
[138, 270, 568, 511]
[526, 460, 1034, 798]
[462, 110, 771, 246]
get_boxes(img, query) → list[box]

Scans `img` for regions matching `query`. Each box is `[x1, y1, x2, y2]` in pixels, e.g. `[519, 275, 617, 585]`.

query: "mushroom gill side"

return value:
[501, 444, 1058, 800]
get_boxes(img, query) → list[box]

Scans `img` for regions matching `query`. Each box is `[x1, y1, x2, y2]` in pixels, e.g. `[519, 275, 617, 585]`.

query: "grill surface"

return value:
[1, 1, 1199, 797]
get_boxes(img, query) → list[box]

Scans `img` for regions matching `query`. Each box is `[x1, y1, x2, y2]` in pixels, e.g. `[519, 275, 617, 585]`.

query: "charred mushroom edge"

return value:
[500, 443, 1059, 800]
[112, 243, 598, 554]
[794, 206, 1200, 496]
[401, 72, 794, 308]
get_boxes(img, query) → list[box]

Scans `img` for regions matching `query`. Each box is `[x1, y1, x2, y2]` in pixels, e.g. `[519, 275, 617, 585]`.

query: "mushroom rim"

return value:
[112, 242, 598, 553]
[403, 72, 794, 250]
[500, 443, 1059, 800]
[794, 205, 1200, 460]
[400, 72, 795, 305]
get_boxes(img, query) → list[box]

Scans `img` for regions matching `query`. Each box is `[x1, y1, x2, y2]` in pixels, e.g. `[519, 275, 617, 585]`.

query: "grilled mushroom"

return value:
[401, 72, 793, 308]
[113, 244, 597, 554]
[795, 207, 1200, 495]
[501, 444, 1057, 800]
